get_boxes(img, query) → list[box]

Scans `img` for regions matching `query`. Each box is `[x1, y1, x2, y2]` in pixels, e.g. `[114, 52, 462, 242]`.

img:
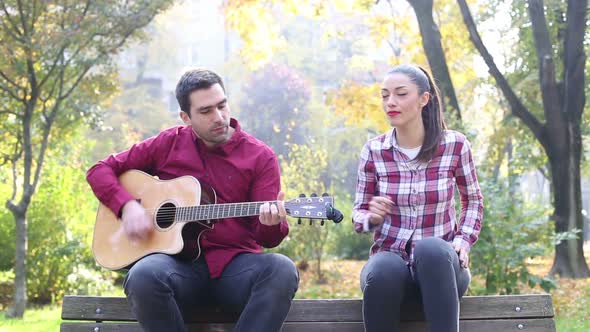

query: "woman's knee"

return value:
[414, 237, 454, 266]
[361, 252, 409, 293]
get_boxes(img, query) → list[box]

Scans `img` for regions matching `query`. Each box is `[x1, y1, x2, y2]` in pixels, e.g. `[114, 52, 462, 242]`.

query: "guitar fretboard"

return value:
[175, 201, 278, 222]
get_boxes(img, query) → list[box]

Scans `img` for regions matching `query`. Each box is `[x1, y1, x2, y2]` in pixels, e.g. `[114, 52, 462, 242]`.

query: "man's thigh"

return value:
[126, 254, 213, 309]
[210, 252, 290, 310]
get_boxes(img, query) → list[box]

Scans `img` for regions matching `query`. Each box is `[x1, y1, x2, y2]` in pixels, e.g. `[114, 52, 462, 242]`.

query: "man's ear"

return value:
[179, 111, 191, 124]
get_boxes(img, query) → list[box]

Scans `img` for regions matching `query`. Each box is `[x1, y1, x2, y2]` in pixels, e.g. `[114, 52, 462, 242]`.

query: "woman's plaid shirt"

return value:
[353, 129, 484, 263]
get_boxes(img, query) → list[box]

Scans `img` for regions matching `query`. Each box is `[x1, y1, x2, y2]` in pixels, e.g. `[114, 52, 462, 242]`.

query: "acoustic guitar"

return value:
[92, 170, 342, 270]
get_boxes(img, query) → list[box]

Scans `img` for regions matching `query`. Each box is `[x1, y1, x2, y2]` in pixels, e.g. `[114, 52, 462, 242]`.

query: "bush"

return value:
[0, 270, 14, 310]
[469, 178, 556, 295]
[326, 196, 373, 260]
[66, 266, 115, 296]
[0, 136, 113, 305]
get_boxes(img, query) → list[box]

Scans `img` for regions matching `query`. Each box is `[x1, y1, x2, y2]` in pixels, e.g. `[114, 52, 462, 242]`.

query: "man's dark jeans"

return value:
[124, 252, 299, 332]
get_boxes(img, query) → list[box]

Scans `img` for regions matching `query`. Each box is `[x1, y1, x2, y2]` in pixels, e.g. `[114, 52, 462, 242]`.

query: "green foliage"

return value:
[0, 133, 115, 305]
[469, 178, 557, 295]
[0, 0, 174, 316]
[0, 188, 15, 271]
[269, 143, 332, 281]
[326, 193, 373, 260]
[25, 158, 98, 304]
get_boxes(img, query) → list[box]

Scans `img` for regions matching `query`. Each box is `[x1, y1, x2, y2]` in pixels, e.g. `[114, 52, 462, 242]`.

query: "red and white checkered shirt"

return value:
[353, 129, 483, 263]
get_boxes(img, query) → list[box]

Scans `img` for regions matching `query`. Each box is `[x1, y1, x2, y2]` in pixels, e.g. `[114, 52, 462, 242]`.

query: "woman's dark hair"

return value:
[387, 64, 446, 162]
[175, 68, 225, 116]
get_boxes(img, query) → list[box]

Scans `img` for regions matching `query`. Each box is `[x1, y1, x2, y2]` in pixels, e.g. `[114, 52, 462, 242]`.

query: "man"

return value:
[87, 68, 299, 332]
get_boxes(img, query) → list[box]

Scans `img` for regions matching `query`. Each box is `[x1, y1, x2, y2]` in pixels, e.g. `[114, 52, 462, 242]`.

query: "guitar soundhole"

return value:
[156, 202, 176, 229]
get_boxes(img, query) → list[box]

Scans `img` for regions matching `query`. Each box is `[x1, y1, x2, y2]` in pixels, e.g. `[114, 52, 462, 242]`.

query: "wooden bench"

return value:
[60, 294, 555, 331]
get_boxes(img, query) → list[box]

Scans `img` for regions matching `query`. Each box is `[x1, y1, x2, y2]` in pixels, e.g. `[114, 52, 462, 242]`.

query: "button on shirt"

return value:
[352, 129, 483, 264]
[86, 118, 289, 278]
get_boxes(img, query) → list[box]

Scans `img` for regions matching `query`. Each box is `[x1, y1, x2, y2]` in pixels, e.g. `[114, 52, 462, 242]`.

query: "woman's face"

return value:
[381, 73, 430, 129]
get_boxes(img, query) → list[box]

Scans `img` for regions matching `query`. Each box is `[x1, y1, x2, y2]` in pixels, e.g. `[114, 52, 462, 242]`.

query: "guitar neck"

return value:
[176, 201, 278, 222]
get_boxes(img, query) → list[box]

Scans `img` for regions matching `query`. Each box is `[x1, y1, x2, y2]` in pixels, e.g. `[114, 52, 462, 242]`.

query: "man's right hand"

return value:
[121, 200, 154, 241]
[368, 196, 394, 226]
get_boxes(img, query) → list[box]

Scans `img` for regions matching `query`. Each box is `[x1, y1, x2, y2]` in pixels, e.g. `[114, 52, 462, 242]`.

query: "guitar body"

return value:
[92, 170, 215, 270]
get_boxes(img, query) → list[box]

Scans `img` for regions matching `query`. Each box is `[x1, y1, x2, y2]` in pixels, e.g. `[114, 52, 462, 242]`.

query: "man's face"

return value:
[180, 83, 231, 148]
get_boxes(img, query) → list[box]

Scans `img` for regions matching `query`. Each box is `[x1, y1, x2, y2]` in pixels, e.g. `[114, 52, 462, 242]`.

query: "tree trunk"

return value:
[547, 123, 590, 277]
[5, 208, 27, 318]
[407, 0, 462, 121]
[456, 0, 589, 278]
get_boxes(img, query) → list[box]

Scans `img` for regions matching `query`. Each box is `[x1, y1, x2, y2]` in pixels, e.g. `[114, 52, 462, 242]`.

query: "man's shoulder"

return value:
[159, 125, 190, 136]
[237, 129, 277, 157]
[151, 125, 191, 142]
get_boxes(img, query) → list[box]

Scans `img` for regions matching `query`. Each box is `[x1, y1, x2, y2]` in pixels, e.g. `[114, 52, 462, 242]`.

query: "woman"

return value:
[353, 64, 484, 332]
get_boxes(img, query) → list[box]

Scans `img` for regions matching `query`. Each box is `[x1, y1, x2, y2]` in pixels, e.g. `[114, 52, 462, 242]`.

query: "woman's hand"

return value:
[367, 196, 394, 226]
[452, 242, 469, 268]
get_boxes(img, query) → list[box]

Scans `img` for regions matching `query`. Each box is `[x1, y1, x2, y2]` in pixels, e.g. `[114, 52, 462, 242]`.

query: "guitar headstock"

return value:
[285, 193, 343, 224]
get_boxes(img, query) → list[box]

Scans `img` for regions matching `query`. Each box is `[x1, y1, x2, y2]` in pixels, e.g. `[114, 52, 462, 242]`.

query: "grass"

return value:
[1, 256, 589, 331]
[0, 305, 60, 332]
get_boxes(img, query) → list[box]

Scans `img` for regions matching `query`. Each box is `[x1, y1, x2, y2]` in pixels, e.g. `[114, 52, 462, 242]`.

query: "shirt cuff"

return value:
[355, 213, 377, 233]
[254, 220, 288, 248]
[452, 236, 472, 253]
[108, 189, 136, 218]
[363, 218, 371, 232]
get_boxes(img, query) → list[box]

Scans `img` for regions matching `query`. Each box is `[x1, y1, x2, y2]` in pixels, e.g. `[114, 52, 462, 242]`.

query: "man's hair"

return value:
[175, 68, 225, 115]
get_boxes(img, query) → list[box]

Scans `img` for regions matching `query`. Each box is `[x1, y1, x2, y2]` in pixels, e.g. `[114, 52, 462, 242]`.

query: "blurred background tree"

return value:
[0, 0, 175, 317]
[0, 0, 588, 322]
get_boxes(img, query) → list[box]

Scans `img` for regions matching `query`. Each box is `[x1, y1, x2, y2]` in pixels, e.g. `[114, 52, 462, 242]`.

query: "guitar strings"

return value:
[140, 201, 281, 219]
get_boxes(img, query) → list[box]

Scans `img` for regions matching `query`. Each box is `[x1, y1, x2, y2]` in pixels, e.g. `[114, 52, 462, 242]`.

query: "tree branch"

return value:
[563, 0, 587, 120]
[408, 0, 462, 120]
[33, 103, 58, 191]
[38, 0, 75, 89]
[0, 68, 24, 90]
[9, 134, 23, 202]
[0, 80, 24, 102]
[0, 1, 26, 43]
[15, 0, 30, 38]
[527, 0, 562, 128]
[11, 159, 18, 202]
[456, 0, 547, 147]
[0, 109, 20, 117]
[384, 0, 401, 57]
[37, 44, 68, 90]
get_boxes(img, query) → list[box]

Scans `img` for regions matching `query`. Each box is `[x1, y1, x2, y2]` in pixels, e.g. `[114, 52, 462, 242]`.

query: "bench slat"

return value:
[61, 294, 554, 323]
[61, 318, 555, 332]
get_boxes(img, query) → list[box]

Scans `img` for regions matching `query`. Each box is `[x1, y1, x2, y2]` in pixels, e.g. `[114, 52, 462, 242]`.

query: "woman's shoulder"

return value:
[442, 129, 468, 145]
[436, 130, 471, 158]
[364, 131, 391, 150]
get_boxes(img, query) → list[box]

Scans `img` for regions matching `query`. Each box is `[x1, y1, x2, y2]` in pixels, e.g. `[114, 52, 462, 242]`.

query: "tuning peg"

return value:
[321, 220, 325, 226]
[297, 218, 302, 225]
[311, 193, 317, 197]
[299, 193, 306, 198]
[322, 193, 329, 197]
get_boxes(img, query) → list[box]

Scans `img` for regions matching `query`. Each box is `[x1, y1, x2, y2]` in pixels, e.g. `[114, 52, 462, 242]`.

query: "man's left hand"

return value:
[259, 191, 287, 226]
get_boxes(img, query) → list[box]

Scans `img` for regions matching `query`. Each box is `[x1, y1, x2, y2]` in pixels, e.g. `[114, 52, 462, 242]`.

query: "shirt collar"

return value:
[381, 128, 396, 150]
[192, 118, 242, 155]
